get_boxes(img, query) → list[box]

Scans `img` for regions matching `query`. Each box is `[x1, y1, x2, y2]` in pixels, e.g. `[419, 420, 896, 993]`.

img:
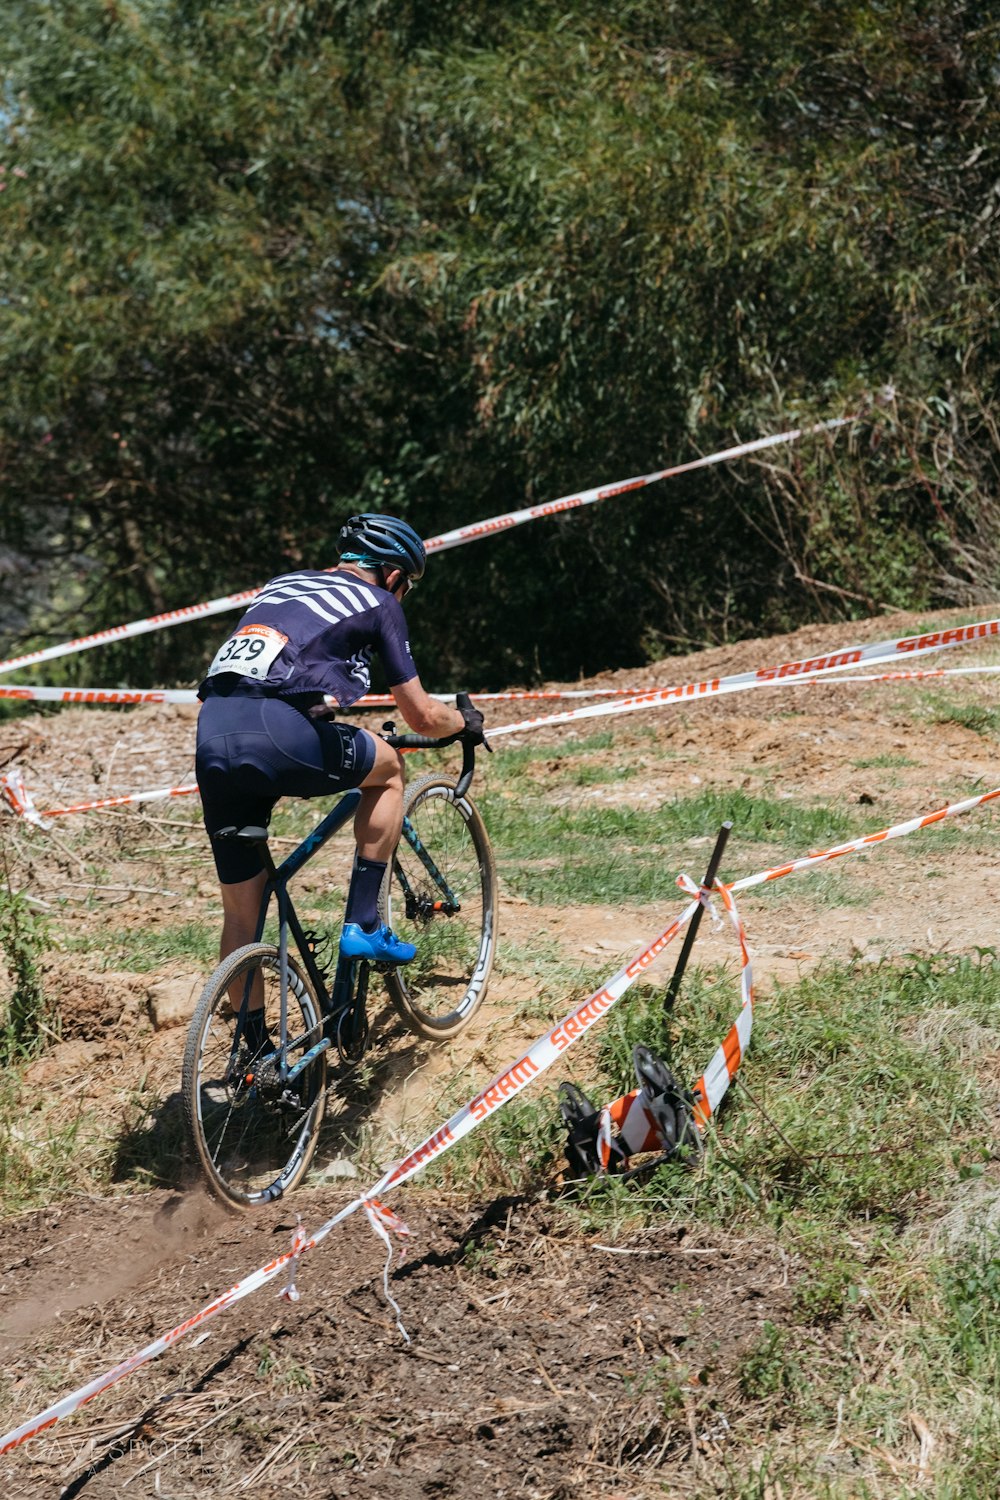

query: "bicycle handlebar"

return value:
[382, 692, 484, 798]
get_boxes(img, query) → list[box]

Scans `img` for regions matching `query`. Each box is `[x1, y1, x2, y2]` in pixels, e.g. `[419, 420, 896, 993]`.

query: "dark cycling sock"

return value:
[345, 855, 387, 933]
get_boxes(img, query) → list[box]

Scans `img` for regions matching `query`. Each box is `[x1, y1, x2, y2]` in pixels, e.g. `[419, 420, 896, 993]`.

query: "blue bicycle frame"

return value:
[227, 785, 463, 1086]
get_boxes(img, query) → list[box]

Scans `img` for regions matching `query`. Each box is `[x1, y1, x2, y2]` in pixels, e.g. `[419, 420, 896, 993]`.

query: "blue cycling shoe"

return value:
[339, 921, 416, 965]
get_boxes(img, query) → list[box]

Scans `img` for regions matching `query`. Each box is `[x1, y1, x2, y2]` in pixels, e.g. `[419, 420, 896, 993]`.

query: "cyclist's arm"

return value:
[391, 676, 464, 738]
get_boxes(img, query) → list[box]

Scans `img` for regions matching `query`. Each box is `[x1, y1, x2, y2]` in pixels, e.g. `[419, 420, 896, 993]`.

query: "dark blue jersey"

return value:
[198, 568, 418, 707]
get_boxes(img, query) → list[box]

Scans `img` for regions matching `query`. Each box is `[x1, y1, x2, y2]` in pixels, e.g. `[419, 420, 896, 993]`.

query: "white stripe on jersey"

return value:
[245, 576, 379, 625]
[248, 574, 349, 608]
[247, 572, 333, 601]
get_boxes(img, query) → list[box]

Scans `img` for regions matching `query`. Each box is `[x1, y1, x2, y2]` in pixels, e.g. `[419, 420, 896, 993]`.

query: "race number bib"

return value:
[205, 624, 289, 681]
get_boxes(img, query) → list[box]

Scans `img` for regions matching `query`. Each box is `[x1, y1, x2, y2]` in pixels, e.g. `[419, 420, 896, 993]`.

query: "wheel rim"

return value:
[193, 953, 325, 1205]
[387, 785, 493, 1027]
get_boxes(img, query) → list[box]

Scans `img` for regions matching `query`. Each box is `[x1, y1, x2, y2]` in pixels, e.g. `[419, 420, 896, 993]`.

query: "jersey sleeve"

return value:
[378, 594, 419, 687]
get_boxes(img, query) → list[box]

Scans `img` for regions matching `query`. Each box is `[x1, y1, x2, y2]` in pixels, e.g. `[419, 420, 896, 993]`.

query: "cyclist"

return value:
[195, 513, 485, 1041]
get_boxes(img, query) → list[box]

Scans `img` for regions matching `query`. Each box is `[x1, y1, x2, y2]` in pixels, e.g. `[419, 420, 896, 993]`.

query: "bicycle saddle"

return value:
[213, 824, 269, 843]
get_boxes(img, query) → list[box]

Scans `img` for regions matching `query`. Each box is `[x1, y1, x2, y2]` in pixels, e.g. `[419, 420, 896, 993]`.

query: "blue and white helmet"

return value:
[337, 512, 426, 581]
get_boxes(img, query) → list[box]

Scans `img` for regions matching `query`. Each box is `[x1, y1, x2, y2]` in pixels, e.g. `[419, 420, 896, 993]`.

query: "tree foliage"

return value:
[1, 1, 997, 687]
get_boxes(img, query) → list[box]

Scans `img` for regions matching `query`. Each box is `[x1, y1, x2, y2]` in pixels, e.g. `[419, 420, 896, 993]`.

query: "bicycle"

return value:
[182, 700, 497, 1209]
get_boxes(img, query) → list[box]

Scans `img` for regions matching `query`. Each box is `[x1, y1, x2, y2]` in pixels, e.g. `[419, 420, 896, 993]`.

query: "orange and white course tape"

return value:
[5, 617, 1000, 824]
[0, 416, 851, 680]
[483, 617, 1000, 738]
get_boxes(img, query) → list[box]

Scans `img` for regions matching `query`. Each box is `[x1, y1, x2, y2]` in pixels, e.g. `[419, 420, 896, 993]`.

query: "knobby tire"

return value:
[182, 943, 328, 1210]
[382, 774, 497, 1040]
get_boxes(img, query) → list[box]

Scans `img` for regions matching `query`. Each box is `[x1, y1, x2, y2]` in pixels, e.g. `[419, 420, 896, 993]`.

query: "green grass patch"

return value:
[0, 699, 37, 723]
[0, 882, 50, 1061]
[484, 788, 875, 906]
[494, 938, 605, 1021]
[420, 949, 1000, 1492]
[0, 1071, 119, 1212]
[492, 730, 618, 773]
[433, 952, 1000, 1235]
[569, 761, 637, 786]
[486, 732, 641, 789]
[927, 694, 1000, 737]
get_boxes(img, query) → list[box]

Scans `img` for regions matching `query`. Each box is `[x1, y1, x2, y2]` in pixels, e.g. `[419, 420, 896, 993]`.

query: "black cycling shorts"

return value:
[196, 694, 377, 884]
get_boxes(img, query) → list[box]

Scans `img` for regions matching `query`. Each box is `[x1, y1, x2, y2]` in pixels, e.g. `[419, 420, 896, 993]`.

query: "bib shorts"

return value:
[195, 693, 377, 884]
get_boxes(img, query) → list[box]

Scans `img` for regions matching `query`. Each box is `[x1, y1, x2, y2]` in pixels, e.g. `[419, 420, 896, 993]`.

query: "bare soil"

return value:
[0, 1190, 791, 1500]
[1, 604, 999, 1497]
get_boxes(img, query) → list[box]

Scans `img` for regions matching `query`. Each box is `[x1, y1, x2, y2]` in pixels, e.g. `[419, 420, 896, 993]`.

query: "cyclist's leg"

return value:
[197, 699, 281, 1031]
[276, 715, 402, 937]
[355, 735, 405, 862]
[219, 871, 268, 959]
[216, 874, 270, 1042]
[340, 737, 404, 932]
[340, 737, 416, 962]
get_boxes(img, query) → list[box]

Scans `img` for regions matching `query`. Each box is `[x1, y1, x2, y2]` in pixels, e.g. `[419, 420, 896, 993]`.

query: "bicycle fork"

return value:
[395, 815, 462, 919]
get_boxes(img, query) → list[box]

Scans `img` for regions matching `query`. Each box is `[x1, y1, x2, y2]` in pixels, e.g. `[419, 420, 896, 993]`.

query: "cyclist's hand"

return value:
[458, 699, 487, 746]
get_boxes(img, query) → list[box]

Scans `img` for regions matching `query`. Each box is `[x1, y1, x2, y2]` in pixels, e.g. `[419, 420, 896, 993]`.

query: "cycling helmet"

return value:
[337, 512, 426, 581]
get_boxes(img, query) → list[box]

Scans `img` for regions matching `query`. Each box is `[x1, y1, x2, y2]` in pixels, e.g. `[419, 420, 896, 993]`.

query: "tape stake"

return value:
[664, 823, 732, 1015]
[278, 1218, 307, 1304]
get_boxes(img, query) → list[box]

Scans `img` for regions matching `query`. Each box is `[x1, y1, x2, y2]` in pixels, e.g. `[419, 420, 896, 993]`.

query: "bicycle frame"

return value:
[227, 784, 465, 1083]
[222, 789, 360, 1087]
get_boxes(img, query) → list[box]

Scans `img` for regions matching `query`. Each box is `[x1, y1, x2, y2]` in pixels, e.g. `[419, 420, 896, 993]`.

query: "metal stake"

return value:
[663, 821, 732, 1016]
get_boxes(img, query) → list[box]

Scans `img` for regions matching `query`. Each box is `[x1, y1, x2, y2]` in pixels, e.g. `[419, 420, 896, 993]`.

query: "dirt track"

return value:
[2, 605, 1000, 1496]
[0, 1188, 794, 1499]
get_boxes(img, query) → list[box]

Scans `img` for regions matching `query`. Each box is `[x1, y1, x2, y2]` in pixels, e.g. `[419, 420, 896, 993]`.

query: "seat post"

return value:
[252, 835, 279, 882]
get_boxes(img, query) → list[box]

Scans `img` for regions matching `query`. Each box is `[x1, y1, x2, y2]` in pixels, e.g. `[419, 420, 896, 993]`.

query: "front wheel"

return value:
[382, 775, 497, 1040]
[182, 944, 328, 1209]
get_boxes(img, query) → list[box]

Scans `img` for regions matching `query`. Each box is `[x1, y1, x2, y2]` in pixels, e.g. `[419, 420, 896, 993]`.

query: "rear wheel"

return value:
[382, 775, 497, 1040]
[182, 943, 328, 1209]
